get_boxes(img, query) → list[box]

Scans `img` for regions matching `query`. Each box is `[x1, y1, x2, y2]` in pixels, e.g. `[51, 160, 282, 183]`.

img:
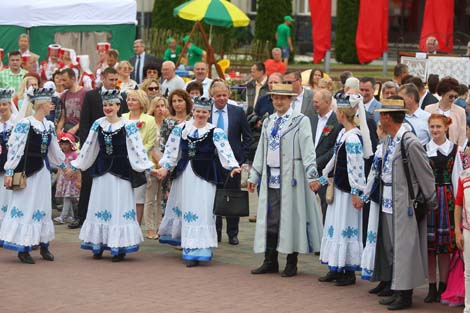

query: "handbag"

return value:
[213, 174, 249, 217]
[11, 122, 30, 190]
[326, 143, 340, 205]
[401, 132, 427, 222]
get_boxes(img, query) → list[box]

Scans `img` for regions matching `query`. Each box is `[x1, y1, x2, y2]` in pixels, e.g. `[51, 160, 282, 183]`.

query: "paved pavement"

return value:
[0, 193, 463, 313]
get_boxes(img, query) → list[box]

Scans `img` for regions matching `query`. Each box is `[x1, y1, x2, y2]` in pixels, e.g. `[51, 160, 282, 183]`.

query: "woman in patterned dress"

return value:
[317, 93, 372, 286]
[155, 96, 240, 267]
[424, 113, 463, 302]
[0, 88, 65, 264]
[70, 90, 155, 262]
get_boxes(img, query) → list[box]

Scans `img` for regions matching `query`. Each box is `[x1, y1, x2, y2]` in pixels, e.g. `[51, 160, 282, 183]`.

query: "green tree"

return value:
[254, 0, 292, 45]
[334, 0, 360, 64]
[152, 0, 193, 32]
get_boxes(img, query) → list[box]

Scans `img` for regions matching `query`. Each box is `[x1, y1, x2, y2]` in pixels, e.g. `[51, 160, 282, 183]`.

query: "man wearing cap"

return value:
[183, 35, 206, 68]
[129, 39, 160, 85]
[0, 51, 26, 93]
[248, 83, 322, 277]
[360, 99, 436, 310]
[185, 62, 212, 98]
[163, 37, 182, 64]
[275, 16, 294, 66]
[69, 67, 128, 229]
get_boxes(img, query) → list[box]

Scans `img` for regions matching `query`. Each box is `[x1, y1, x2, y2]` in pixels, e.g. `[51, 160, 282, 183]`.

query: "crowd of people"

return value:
[0, 32, 470, 312]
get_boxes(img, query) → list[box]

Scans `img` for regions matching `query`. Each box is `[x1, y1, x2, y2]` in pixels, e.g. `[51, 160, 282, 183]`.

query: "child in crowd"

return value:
[54, 133, 80, 224]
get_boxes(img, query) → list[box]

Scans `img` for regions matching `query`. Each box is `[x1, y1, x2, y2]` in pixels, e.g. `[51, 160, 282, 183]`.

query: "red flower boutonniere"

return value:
[322, 125, 333, 136]
[136, 121, 145, 129]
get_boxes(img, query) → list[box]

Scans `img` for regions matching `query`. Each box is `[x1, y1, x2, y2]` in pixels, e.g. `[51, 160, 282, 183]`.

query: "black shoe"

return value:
[379, 293, 398, 305]
[281, 253, 298, 277]
[387, 290, 412, 310]
[18, 252, 35, 264]
[40, 246, 54, 261]
[318, 271, 341, 282]
[378, 287, 394, 297]
[251, 249, 279, 274]
[186, 260, 199, 267]
[334, 270, 356, 286]
[111, 253, 126, 262]
[437, 282, 447, 302]
[228, 236, 239, 245]
[369, 281, 389, 294]
[424, 283, 438, 303]
[68, 220, 82, 229]
[93, 251, 103, 260]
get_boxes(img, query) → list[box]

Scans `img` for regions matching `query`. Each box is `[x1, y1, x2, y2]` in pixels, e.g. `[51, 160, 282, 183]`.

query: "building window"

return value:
[249, 0, 257, 13]
[296, 0, 310, 15]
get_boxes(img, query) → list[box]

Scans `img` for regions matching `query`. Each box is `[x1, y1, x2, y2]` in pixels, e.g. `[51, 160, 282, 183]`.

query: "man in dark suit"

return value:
[360, 77, 382, 123]
[246, 62, 268, 115]
[129, 39, 161, 84]
[310, 89, 342, 219]
[283, 71, 315, 119]
[210, 81, 252, 245]
[68, 67, 129, 229]
[404, 76, 438, 109]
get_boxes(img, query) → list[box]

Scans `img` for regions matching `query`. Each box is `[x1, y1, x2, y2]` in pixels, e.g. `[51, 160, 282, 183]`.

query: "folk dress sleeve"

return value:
[213, 128, 240, 170]
[71, 119, 100, 171]
[4, 118, 31, 175]
[125, 121, 154, 172]
[158, 125, 182, 171]
[46, 121, 66, 167]
[345, 133, 366, 197]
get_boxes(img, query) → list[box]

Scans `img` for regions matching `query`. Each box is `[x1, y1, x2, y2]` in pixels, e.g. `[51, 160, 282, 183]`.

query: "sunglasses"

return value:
[447, 94, 458, 99]
[148, 87, 159, 91]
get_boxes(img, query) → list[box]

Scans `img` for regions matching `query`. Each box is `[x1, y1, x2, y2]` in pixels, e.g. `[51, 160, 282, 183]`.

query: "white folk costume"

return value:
[72, 93, 153, 256]
[78, 55, 95, 90]
[40, 44, 61, 82]
[158, 118, 239, 262]
[95, 42, 111, 88]
[0, 89, 16, 226]
[0, 89, 65, 252]
[318, 94, 372, 282]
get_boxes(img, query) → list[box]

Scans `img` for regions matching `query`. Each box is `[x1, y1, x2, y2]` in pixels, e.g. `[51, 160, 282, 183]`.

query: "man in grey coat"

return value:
[247, 83, 323, 278]
[361, 99, 436, 310]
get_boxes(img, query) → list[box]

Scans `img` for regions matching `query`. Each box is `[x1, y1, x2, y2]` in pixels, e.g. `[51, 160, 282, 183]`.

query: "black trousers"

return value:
[215, 173, 241, 237]
[77, 171, 92, 224]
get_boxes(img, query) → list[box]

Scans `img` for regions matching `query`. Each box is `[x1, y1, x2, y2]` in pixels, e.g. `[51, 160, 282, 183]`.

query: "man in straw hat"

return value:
[247, 83, 322, 277]
[360, 98, 436, 310]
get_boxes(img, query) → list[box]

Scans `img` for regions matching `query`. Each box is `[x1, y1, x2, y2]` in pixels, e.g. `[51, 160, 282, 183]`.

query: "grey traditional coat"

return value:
[248, 110, 323, 254]
[373, 129, 436, 290]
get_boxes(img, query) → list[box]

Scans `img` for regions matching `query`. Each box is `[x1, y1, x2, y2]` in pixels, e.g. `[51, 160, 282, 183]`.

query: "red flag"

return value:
[309, 0, 331, 64]
[419, 0, 454, 53]
[356, 0, 388, 64]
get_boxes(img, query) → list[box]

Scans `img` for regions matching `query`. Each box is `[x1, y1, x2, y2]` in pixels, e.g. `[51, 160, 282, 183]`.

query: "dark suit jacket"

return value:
[420, 91, 439, 110]
[253, 94, 274, 117]
[209, 104, 252, 165]
[79, 88, 129, 145]
[129, 53, 161, 83]
[246, 78, 268, 115]
[309, 111, 342, 172]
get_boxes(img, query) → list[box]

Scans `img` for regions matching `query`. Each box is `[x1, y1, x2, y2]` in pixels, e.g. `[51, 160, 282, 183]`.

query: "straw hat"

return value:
[267, 83, 297, 96]
[375, 98, 408, 113]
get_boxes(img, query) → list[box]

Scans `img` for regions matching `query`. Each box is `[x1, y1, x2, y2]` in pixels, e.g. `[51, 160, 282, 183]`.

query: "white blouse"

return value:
[71, 117, 154, 172]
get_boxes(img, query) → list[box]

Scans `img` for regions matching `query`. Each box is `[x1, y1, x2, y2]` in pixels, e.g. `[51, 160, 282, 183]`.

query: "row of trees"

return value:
[152, 0, 360, 64]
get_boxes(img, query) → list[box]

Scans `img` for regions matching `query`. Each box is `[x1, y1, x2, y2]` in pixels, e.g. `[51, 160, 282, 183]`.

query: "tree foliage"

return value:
[254, 0, 292, 44]
[334, 0, 360, 64]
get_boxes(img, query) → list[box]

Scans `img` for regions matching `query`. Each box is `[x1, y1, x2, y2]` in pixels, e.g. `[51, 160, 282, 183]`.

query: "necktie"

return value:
[271, 116, 283, 137]
[135, 55, 141, 83]
[217, 109, 224, 132]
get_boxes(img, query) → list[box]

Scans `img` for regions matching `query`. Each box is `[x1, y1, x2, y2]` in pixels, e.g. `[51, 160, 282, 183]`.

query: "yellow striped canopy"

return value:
[174, 0, 250, 28]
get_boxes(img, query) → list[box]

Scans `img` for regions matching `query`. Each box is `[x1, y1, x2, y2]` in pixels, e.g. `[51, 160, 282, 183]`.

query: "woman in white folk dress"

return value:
[155, 96, 241, 267]
[317, 93, 373, 286]
[70, 90, 155, 262]
[0, 88, 65, 264]
[0, 88, 16, 227]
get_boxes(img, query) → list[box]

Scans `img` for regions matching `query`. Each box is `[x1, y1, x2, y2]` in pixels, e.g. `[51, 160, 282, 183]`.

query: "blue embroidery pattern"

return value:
[90, 121, 100, 132]
[10, 207, 23, 218]
[327, 225, 334, 238]
[183, 211, 199, 223]
[1, 205, 7, 213]
[383, 198, 393, 210]
[213, 130, 227, 142]
[123, 210, 136, 221]
[32, 210, 46, 222]
[367, 231, 377, 244]
[95, 210, 112, 222]
[14, 122, 30, 134]
[269, 175, 281, 186]
[345, 142, 363, 154]
[341, 226, 359, 239]
[172, 207, 182, 217]
[171, 126, 182, 137]
[125, 122, 139, 136]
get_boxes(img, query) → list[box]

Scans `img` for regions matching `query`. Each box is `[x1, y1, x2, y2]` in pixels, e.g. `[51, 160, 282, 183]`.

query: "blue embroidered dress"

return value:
[319, 127, 366, 272]
[0, 115, 15, 226]
[0, 116, 65, 252]
[71, 117, 153, 256]
[158, 120, 239, 262]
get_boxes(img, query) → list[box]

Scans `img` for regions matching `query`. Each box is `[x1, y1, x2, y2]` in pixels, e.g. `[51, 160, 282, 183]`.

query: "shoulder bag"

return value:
[213, 174, 249, 217]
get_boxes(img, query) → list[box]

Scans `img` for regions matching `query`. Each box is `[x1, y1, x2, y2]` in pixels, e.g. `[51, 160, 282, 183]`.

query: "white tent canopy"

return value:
[0, 0, 137, 27]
